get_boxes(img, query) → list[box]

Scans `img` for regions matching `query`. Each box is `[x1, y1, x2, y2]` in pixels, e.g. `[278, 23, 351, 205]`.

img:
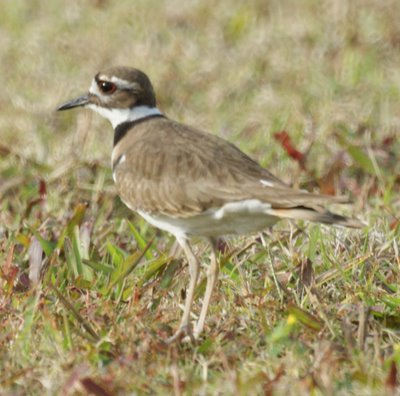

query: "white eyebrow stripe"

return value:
[110, 76, 138, 89]
[88, 77, 138, 97]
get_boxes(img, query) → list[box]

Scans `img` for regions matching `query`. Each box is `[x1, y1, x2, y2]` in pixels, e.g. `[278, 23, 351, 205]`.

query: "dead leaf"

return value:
[385, 361, 398, 390]
[274, 131, 305, 169]
[80, 377, 113, 396]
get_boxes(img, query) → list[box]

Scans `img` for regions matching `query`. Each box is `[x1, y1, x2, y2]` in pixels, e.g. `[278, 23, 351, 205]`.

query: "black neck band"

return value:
[113, 114, 166, 146]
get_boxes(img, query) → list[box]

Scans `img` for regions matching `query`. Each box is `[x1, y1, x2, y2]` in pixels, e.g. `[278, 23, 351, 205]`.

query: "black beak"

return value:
[57, 94, 90, 111]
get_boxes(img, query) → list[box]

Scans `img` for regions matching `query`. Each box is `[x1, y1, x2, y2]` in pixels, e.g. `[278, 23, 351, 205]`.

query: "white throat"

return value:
[87, 104, 162, 128]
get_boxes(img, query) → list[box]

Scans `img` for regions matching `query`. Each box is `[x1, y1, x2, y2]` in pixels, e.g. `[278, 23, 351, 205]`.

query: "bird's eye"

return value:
[98, 80, 116, 94]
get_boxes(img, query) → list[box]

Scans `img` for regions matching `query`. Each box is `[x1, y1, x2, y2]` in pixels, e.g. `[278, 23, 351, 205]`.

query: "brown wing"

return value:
[113, 117, 361, 227]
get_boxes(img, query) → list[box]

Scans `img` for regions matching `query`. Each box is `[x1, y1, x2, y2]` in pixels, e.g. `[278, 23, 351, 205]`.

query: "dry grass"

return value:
[1, 0, 400, 394]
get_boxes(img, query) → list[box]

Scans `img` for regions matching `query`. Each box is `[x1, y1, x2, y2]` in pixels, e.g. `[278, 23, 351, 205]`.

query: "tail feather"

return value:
[267, 207, 365, 229]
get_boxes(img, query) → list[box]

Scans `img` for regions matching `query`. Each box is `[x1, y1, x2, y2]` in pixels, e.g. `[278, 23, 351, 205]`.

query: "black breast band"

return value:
[113, 114, 166, 146]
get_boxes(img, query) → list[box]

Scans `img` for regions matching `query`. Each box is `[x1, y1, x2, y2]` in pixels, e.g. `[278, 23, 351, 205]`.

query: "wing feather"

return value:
[113, 118, 358, 224]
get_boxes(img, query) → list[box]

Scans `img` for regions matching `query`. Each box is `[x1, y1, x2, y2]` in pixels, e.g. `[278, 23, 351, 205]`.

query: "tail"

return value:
[267, 207, 365, 228]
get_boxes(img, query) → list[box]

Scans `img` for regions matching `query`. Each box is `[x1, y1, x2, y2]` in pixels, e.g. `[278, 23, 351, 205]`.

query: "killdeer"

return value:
[57, 66, 363, 342]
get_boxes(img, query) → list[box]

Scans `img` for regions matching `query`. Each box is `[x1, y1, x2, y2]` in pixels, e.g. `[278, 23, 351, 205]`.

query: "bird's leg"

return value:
[165, 237, 200, 344]
[194, 237, 219, 338]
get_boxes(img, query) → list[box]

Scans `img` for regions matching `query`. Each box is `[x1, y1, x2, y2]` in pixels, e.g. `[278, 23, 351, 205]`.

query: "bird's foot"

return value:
[164, 323, 195, 344]
[181, 329, 202, 343]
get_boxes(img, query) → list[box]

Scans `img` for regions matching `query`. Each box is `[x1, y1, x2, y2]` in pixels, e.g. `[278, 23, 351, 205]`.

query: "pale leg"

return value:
[194, 237, 219, 338]
[165, 237, 200, 343]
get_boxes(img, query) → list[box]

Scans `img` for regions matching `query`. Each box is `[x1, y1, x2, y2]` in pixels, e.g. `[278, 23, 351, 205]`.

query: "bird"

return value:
[57, 66, 363, 343]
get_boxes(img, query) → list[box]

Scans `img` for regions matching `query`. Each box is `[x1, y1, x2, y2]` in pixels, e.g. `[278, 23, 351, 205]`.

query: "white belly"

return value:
[137, 199, 279, 239]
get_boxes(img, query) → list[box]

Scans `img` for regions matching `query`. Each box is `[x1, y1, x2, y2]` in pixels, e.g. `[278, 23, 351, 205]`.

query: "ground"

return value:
[1, 0, 400, 394]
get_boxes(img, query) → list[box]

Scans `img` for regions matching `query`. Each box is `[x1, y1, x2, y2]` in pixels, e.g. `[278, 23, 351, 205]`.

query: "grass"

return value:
[1, 0, 400, 394]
